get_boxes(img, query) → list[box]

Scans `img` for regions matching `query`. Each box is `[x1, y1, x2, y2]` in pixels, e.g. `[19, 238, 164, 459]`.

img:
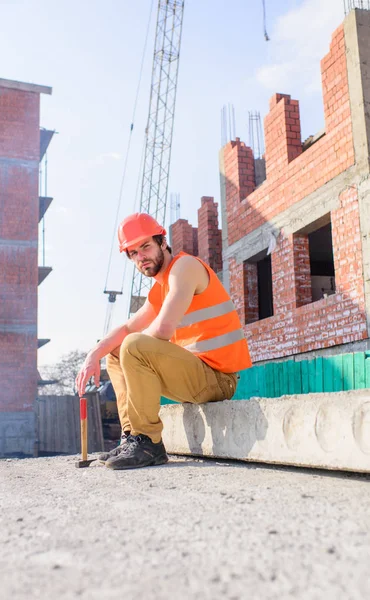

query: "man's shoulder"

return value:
[170, 254, 205, 275]
[169, 255, 210, 293]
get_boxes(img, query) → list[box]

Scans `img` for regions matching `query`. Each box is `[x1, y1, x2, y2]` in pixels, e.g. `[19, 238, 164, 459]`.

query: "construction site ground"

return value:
[1, 454, 369, 600]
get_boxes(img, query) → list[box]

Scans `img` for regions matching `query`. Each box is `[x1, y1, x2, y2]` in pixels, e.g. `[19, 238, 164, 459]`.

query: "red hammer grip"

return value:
[80, 396, 87, 420]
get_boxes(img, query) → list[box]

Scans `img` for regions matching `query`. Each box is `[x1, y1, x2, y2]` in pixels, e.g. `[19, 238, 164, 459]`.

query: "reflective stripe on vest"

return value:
[183, 328, 244, 353]
[177, 299, 235, 329]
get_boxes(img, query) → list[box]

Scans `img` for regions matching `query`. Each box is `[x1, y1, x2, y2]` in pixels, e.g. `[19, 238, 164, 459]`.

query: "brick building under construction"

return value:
[172, 9, 370, 388]
[0, 78, 53, 455]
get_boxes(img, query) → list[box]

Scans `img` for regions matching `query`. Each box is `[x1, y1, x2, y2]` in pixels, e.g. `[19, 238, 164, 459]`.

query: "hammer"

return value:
[75, 396, 97, 468]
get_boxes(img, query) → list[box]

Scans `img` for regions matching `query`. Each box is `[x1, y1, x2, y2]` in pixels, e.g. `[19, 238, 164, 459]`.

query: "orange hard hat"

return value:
[118, 213, 166, 252]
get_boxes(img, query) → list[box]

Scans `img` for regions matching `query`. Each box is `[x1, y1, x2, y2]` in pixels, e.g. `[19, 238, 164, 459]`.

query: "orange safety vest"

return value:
[148, 252, 252, 373]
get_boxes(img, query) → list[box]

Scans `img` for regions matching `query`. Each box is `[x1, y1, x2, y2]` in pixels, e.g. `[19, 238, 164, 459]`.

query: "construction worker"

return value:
[76, 213, 252, 470]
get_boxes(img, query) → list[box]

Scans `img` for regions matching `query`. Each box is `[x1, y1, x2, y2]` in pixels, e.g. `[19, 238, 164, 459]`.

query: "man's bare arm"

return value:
[143, 256, 205, 340]
[76, 299, 156, 395]
[91, 299, 156, 359]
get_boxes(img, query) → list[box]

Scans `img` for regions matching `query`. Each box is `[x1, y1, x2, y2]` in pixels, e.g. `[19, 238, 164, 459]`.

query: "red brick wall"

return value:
[192, 227, 198, 257]
[271, 234, 297, 315]
[222, 25, 367, 362]
[171, 198, 222, 272]
[170, 219, 198, 256]
[197, 196, 222, 273]
[265, 93, 302, 178]
[0, 87, 40, 411]
[223, 26, 354, 247]
[171, 25, 366, 363]
[229, 258, 244, 319]
[243, 262, 259, 324]
[293, 235, 312, 308]
[246, 188, 367, 361]
[0, 88, 40, 161]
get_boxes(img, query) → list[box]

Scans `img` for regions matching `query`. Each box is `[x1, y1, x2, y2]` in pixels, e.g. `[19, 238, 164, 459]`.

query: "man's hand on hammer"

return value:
[76, 353, 101, 396]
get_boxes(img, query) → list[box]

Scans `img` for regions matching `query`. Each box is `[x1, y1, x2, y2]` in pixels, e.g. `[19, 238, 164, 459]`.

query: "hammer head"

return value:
[75, 459, 97, 468]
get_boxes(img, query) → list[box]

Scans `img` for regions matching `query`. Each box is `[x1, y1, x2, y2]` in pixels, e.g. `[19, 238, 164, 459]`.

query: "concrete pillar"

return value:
[219, 148, 230, 291]
[344, 9, 370, 336]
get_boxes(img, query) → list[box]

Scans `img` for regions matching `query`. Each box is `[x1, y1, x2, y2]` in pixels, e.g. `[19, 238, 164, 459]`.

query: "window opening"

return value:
[308, 222, 335, 302]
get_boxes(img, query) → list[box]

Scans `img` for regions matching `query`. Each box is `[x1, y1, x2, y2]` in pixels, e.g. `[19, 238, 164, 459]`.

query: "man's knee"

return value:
[120, 332, 146, 361]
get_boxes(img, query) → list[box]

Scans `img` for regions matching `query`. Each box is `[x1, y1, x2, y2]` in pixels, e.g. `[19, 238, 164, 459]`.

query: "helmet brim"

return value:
[119, 228, 167, 252]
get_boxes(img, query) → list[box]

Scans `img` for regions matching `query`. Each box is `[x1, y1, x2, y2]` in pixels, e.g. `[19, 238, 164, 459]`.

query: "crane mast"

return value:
[128, 0, 185, 315]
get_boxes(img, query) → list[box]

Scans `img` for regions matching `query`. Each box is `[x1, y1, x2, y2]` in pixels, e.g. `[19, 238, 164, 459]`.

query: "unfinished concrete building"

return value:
[0, 78, 53, 456]
[172, 9, 370, 392]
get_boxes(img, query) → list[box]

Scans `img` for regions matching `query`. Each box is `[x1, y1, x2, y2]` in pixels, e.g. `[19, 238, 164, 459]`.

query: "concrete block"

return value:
[160, 391, 370, 473]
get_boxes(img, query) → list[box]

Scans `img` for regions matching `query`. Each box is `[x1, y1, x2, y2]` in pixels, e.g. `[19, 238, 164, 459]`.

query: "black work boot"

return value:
[98, 431, 131, 464]
[105, 434, 168, 470]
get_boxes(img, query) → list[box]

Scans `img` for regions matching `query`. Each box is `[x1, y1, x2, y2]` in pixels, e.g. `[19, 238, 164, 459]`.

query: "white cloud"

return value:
[98, 152, 122, 161]
[256, 0, 344, 93]
[81, 152, 123, 169]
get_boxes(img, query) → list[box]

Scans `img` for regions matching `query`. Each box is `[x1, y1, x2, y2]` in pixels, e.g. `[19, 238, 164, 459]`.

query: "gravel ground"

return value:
[1, 454, 370, 600]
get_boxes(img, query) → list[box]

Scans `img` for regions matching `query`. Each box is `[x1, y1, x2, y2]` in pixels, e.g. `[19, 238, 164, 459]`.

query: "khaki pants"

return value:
[106, 333, 237, 444]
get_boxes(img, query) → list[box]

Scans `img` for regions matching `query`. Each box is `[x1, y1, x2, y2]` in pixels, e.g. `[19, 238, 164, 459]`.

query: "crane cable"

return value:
[262, 0, 270, 41]
[104, 0, 155, 292]
[116, 131, 147, 315]
[118, 132, 147, 289]
[134, 134, 147, 213]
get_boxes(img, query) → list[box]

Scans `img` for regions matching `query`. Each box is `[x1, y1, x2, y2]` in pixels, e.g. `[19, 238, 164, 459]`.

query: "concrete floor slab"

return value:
[160, 391, 370, 473]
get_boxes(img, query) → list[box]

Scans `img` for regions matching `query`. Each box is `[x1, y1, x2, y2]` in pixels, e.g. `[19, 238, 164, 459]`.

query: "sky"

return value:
[0, 0, 345, 367]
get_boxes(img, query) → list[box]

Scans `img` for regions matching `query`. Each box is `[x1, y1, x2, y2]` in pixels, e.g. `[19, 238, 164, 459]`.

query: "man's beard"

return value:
[138, 247, 165, 277]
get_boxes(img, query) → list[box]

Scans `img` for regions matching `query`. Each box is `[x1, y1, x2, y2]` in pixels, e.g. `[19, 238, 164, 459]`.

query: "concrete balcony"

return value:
[38, 266, 52, 285]
[40, 128, 55, 161]
[39, 196, 53, 222]
[37, 338, 50, 349]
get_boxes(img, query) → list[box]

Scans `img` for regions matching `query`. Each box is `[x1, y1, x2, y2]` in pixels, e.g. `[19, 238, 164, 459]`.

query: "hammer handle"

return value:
[80, 397, 88, 461]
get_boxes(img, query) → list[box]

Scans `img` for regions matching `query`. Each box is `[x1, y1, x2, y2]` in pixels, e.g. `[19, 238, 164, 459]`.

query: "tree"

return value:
[38, 350, 86, 396]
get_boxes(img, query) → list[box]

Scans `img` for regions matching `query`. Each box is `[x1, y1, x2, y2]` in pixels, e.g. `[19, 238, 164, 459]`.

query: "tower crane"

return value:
[103, 0, 270, 331]
[128, 0, 185, 315]
[102, 0, 184, 334]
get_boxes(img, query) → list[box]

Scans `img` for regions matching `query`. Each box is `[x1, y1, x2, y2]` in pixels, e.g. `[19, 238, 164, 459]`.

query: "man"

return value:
[76, 213, 252, 470]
